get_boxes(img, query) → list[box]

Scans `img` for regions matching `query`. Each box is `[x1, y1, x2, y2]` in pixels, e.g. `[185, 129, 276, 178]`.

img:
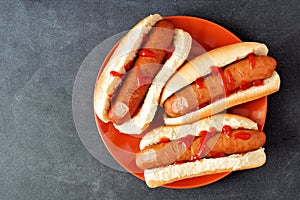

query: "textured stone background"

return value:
[1, 0, 299, 199]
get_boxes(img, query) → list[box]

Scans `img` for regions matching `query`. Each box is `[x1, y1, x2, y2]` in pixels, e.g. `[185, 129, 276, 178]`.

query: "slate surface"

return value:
[1, 0, 299, 199]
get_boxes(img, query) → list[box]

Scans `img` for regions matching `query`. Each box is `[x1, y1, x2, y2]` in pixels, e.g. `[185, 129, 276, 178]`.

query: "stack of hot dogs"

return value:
[94, 14, 280, 188]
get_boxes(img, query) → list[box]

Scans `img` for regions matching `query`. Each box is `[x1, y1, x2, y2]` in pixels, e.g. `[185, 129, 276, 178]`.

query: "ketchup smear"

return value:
[252, 79, 264, 86]
[209, 151, 226, 158]
[211, 66, 229, 96]
[110, 71, 123, 78]
[248, 53, 255, 70]
[222, 125, 232, 138]
[226, 70, 235, 91]
[124, 60, 133, 71]
[240, 80, 252, 91]
[239, 79, 264, 91]
[233, 132, 251, 140]
[197, 128, 217, 158]
[159, 137, 170, 143]
[138, 49, 158, 58]
[195, 77, 205, 89]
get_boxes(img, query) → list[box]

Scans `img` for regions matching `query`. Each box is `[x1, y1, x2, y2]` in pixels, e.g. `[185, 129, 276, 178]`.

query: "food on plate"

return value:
[136, 114, 266, 188]
[161, 42, 281, 125]
[94, 14, 281, 188]
[94, 14, 192, 134]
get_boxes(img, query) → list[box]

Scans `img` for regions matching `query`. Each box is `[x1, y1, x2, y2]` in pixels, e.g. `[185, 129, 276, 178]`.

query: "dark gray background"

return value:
[1, 0, 299, 199]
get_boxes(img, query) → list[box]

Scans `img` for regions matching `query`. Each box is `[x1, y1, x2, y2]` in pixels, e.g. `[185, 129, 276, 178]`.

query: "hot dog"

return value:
[109, 20, 175, 125]
[164, 55, 276, 117]
[137, 129, 265, 170]
[160, 42, 281, 125]
[94, 14, 192, 134]
[136, 114, 267, 188]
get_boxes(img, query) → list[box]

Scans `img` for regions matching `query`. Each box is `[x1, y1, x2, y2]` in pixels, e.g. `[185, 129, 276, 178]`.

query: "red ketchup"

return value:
[197, 128, 216, 157]
[110, 71, 123, 78]
[209, 151, 226, 158]
[195, 77, 205, 89]
[248, 53, 255, 70]
[226, 70, 235, 91]
[124, 60, 133, 71]
[239, 79, 264, 91]
[178, 134, 195, 148]
[233, 132, 251, 140]
[198, 102, 208, 109]
[138, 49, 158, 58]
[159, 137, 170, 143]
[173, 160, 186, 165]
[136, 66, 152, 88]
[190, 155, 203, 162]
[222, 125, 232, 138]
[240, 80, 252, 91]
[211, 66, 229, 96]
[252, 79, 264, 86]
[198, 130, 208, 137]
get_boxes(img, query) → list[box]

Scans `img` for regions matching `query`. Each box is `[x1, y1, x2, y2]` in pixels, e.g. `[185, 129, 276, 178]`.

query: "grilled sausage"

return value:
[108, 20, 175, 125]
[164, 56, 277, 118]
[136, 129, 266, 170]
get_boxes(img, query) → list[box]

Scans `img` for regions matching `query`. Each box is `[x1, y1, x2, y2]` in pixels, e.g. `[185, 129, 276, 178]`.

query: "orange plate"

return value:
[94, 16, 267, 189]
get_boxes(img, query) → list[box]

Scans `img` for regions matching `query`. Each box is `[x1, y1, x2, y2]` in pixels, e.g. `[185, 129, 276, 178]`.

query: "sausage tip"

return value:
[108, 101, 129, 125]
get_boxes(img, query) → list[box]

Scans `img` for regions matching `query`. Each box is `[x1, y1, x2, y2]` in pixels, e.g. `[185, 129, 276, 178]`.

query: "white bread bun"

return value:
[140, 113, 258, 150]
[164, 71, 280, 125]
[144, 147, 266, 188]
[94, 14, 163, 123]
[114, 29, 192, 134]
[160, 42, 269, 104]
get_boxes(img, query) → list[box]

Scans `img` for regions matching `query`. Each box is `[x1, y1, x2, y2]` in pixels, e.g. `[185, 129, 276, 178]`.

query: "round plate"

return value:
[94, 16, 267, 189]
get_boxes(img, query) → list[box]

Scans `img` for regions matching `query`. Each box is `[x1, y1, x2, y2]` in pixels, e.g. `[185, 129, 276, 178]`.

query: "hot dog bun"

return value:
[94, 14, 163, 123]
[138, 114, 266, 188]
[94, 14, 192, 134]
[114, 29, 191, 134]
[140, 113, 258, 150]
[164, 71, 280, 125]
[160, 42, 269, 104]
[161, 42, 281, 125]
[144, 147, 266, 188]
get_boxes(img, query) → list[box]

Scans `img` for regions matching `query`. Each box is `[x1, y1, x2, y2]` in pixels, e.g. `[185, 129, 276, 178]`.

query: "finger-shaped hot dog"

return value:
[136, 129, 266, 170]
[109, 20, 175, 125]
[94, 14, 192, 134]
[164, 55, 277, 118]
[160, 42, 280, 125]
[137, 114, 267, 188]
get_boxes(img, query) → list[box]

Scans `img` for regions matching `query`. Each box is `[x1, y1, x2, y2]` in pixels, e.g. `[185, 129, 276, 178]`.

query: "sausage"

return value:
[135, 140, 188, 171]
[136, 130, 266, 170]
[108, 20, 175, 125]
[207, 130, 266, 154]
[164, 56, 277, 118]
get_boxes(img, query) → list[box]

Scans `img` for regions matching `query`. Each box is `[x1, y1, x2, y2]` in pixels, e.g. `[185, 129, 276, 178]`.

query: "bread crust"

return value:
[144, 148, 266, 188]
